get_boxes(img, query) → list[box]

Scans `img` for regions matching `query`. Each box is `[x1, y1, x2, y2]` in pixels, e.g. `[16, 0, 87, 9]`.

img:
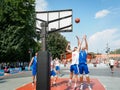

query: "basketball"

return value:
[75, 18, 80, 23]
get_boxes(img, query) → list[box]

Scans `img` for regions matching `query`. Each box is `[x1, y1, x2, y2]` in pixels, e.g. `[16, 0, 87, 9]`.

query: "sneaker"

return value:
[88, 85, 92, 90]
[80, 84, 83, 90]
[52, 82, 57, 87]
[32, 82, 34, 86]
[73, 84, 77, 89]
[68, 81, 72, 86]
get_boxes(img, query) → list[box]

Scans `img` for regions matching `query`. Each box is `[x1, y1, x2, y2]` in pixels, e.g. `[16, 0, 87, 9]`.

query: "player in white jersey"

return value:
[109, 58, 115, 73]
[50, 56, 58, 86]
[55, 57, 61, 76]
[66, 36, 81, 89]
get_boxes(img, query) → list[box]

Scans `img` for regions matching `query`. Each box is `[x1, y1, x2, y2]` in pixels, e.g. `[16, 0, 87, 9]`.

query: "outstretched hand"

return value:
[83, 35, 87, 39]
[76, 36, 79, 39]
[28, 66, 30, 71]
[67, 41, 70, 46]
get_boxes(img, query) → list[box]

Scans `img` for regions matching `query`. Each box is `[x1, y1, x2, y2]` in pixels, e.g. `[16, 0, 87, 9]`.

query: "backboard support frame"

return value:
[36, 9, 73, 33]
[36, 9, 73, 90]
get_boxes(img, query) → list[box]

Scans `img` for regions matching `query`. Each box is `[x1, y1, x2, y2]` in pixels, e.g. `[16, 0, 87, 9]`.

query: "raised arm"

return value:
[76, 36, 81, 51]
[66, 42, 72, 53]
[83, 35, 88, 50]
[28, 57, 34, 70]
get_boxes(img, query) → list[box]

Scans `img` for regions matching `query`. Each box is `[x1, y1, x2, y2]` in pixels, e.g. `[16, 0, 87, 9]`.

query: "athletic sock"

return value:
[74, 83, 77, 88]
[68, 79, 72, 86]
[88, 84, 92, 90]
[53, 82, 56, 84]
[32, 81, 34, 85]
[80, 83, 83, 90]
[69, 79, 72, 82]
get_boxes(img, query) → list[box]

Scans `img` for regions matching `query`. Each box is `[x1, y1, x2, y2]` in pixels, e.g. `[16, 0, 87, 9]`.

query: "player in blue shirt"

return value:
[79, 35, 92, 90]
[28, 52, 38, 85]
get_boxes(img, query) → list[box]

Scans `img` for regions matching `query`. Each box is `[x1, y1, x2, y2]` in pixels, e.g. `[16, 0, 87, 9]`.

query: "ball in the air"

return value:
[75, 18, 80, 23]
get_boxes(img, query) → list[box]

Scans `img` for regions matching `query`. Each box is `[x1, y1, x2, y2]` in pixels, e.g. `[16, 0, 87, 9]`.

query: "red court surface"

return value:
[16, 78, 105, 90]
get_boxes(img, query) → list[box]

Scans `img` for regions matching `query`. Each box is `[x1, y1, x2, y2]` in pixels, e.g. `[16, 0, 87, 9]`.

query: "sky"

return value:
[35, 0, 120, 53]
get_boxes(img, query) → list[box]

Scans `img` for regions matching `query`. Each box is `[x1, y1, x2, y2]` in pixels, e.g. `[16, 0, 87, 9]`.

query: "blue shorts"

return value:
[79, 63, 89, 74]
[70, 64, 79, 75]
[32, 68, 37, 76]
[55, 66, 60, 71]
[51, 70, 56, 77]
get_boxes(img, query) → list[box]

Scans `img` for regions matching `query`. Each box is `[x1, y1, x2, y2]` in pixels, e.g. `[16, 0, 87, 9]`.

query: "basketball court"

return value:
[31, 9, 105, 90]
[16, 78, 105, 90]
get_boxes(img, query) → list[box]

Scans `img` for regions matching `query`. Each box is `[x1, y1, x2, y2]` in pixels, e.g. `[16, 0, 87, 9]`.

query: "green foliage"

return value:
[110, 49, 120, 54]
[0, 0, 36, 62]
[47, 32, 68, 59]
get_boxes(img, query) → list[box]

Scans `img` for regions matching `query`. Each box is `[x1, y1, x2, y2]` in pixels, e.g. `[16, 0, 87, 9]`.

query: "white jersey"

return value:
[51, 61, 54, 71]
[55, 60, 60, 66]
[71, 51, 79, 65]
[109, 59, 114, 65]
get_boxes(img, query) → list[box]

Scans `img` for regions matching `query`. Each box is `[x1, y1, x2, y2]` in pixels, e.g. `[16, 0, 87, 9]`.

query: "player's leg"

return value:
[58, 66, 62, 77]
[32, 68, 36, 85]
[73, 64, 79, 88]
[84, 64, 92, 90]
[85, 74, 92, 90]
[51, 70, 58, 86]
[56, 66, 60, 76]
[110, 65, 112, 71]
[34, 68, 37, 84]
[79, 74, 84, 90]
[110, 65, 114, 74]
[55, 66, 58, 74]
[111, 65, 114, 72]
[58, 66, 61, 75]
[68, 72, 73, 85]
[50, 71, 53, 86]
[32, 76, 35, 83]
[79, 64, 84, 90]
[68, 65, 73, 86]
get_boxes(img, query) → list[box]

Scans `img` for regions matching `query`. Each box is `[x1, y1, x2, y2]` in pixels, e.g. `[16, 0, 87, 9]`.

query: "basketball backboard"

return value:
[36, 9, 72, 33]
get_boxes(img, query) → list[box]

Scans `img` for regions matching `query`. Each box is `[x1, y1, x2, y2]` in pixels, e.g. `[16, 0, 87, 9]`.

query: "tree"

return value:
[47, 32, 68, 59]
[110, 49, 120, 54]
[0, 0, 36, 62]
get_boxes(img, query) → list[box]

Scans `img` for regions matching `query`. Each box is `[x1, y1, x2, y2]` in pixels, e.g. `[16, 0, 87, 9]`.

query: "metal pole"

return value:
[37, 22, 50, 90]
[41, 22, 48, 51]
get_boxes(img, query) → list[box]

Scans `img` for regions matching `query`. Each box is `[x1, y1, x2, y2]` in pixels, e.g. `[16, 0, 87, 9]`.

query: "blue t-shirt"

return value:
[32, 56, 37, 69]
[79, 50, 87, 64]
